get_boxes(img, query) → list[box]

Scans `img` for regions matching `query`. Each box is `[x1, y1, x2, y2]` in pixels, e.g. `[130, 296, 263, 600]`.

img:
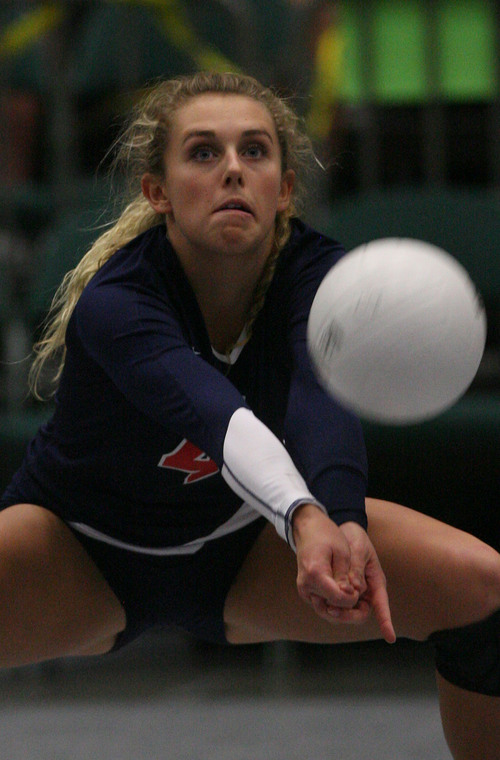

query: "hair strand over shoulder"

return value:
[29, 71, 319, 398]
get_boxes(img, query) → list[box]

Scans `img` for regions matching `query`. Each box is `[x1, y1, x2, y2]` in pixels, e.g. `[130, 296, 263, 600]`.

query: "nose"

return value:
[223, 148, 243, 185]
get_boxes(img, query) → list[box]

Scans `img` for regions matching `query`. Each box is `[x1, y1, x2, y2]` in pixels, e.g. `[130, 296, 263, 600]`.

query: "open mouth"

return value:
[215, 200, 253, 215]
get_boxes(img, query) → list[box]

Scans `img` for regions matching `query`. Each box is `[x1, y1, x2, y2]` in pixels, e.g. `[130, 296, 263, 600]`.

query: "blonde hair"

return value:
[30, 71, 317, 397]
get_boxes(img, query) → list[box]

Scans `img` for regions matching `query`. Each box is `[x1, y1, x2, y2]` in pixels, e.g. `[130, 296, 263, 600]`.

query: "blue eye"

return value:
[244, 143, 266, 158]
[192, 145, 216, 161]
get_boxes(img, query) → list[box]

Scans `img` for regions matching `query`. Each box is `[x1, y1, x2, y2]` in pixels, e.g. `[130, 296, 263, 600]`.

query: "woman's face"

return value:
[142, 93, 294, 263]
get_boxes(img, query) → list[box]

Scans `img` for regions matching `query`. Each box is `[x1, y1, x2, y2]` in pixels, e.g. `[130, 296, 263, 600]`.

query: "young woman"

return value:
[1, 71, 499, 759]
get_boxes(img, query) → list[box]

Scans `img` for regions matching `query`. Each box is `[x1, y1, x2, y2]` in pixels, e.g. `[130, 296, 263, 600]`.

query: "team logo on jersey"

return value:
[158, 439, 219, 484]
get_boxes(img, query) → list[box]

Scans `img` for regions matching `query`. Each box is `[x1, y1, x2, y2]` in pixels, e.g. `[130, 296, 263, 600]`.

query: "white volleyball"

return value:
[307, 238, 487, 424]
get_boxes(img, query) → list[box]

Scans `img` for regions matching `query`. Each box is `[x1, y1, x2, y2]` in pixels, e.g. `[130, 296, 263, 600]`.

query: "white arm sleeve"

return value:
[221, 407, 327, 551]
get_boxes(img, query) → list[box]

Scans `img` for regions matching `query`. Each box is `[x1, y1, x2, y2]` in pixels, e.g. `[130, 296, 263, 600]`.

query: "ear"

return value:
[277, 169, 295, 213]
[141, 173, 172, 215]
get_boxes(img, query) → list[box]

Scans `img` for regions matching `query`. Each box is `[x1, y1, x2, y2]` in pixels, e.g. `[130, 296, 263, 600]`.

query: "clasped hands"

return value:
[292, 503, 396, 644]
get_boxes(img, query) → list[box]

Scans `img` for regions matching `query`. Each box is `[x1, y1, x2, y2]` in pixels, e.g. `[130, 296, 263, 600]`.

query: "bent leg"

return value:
[0, 504, 126, 667]
[224, 498, 500, 644]
[224, 498, 500, 760]
[437, 675, 500, 760]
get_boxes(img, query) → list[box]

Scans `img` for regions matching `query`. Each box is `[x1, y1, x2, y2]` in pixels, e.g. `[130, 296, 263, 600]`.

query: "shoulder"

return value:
[276, 218, 346, 289]
[282, 218, 345, 268]
[71, 224, 188, 344]
[86, 224, 171, 288]
[75, 224, 178, 313]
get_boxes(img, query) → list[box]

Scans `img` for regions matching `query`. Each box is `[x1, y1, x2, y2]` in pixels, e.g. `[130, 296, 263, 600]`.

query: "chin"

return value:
[214, 229, 256, 253]
[219, 224, 274, 255]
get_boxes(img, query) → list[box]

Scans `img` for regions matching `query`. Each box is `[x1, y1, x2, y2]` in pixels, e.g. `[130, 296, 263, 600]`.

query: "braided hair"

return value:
[30, 71, 317, 396]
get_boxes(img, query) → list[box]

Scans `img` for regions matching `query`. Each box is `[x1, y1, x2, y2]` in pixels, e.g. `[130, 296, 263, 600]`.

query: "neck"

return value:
[198, 267, 258, 352]
[175, 241, 273, 354]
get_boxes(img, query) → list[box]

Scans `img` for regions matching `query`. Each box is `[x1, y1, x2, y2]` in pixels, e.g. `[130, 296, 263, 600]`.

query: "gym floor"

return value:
[0, 628, 451, 759]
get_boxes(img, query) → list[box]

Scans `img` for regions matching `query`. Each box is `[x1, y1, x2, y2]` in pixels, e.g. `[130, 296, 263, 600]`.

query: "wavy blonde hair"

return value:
[30, 71, 317, 397]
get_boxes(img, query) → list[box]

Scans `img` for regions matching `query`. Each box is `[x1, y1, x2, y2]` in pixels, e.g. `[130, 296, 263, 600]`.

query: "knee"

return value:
[429, 543, 500, 698]
[430, 608, 500, 697]
[462, 543, 500, 623]
[0, 504, 66, 572]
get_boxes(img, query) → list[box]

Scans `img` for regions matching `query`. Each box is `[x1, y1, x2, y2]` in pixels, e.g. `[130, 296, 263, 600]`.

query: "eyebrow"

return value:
[182, 128, 274, 145]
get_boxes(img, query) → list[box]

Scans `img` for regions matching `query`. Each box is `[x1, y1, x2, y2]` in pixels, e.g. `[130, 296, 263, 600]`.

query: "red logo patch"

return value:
[158, 439, 219, 484]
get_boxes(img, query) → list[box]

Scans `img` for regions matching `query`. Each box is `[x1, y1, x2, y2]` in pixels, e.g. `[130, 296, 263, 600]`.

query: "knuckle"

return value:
[301, 561, 326, 586]
[296, 575, 314, 599]
[296, 582, 309, 601]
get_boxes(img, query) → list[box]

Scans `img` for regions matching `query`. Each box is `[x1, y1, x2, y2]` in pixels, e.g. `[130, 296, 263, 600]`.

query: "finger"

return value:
[298, 556, 357, 608]
[309, 592, 329, 618]
[300, 575, 358, 610]
[365, 565, 396, 644]
[326, 599, 372, 623]
[337, 522, 368, 593]
[308, 594, 366, 625]
[347, 561, 368, 597]
[330, 547, 355, 594]
[371, 583, 396, 644]
[307, 592, 341, 623]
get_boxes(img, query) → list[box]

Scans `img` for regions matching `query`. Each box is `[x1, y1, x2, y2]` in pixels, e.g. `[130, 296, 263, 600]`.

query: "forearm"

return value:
[284, 348, 368, 529]
[221, 407, 327, 549]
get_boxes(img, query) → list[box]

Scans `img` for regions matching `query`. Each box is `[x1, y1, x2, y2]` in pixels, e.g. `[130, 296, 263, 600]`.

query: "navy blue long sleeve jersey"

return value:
[5, 219, 368, 549]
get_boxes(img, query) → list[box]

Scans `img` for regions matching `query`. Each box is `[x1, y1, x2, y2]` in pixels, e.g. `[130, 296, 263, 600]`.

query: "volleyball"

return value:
[307, 238, 487, 424]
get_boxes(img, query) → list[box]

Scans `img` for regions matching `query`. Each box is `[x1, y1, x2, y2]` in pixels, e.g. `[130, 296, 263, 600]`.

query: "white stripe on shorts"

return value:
[68, 501, 260, 557]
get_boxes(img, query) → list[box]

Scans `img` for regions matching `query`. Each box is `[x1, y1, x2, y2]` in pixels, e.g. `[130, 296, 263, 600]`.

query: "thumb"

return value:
[330, 543, 356, 595]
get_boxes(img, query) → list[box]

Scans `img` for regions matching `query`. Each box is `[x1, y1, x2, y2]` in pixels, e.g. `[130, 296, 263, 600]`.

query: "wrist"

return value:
[291, 502, 328, 544]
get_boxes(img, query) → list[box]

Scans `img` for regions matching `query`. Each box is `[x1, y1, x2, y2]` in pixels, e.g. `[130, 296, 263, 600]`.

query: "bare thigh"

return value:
[224, 498, 500, 644]
[0, 504, 126, 668]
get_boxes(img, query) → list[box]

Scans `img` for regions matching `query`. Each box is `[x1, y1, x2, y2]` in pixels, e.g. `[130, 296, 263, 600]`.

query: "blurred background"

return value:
[1, 0, 498, 533]
[0, 3, 498, 757]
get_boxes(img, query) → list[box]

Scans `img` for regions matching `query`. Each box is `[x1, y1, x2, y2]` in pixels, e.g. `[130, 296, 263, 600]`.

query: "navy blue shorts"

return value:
[0, 478, 267, 650]
[72, 517, 268, 650]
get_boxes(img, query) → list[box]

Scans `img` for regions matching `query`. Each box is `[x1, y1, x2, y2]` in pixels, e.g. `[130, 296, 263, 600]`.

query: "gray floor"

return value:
[0, 629, 451, 759]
